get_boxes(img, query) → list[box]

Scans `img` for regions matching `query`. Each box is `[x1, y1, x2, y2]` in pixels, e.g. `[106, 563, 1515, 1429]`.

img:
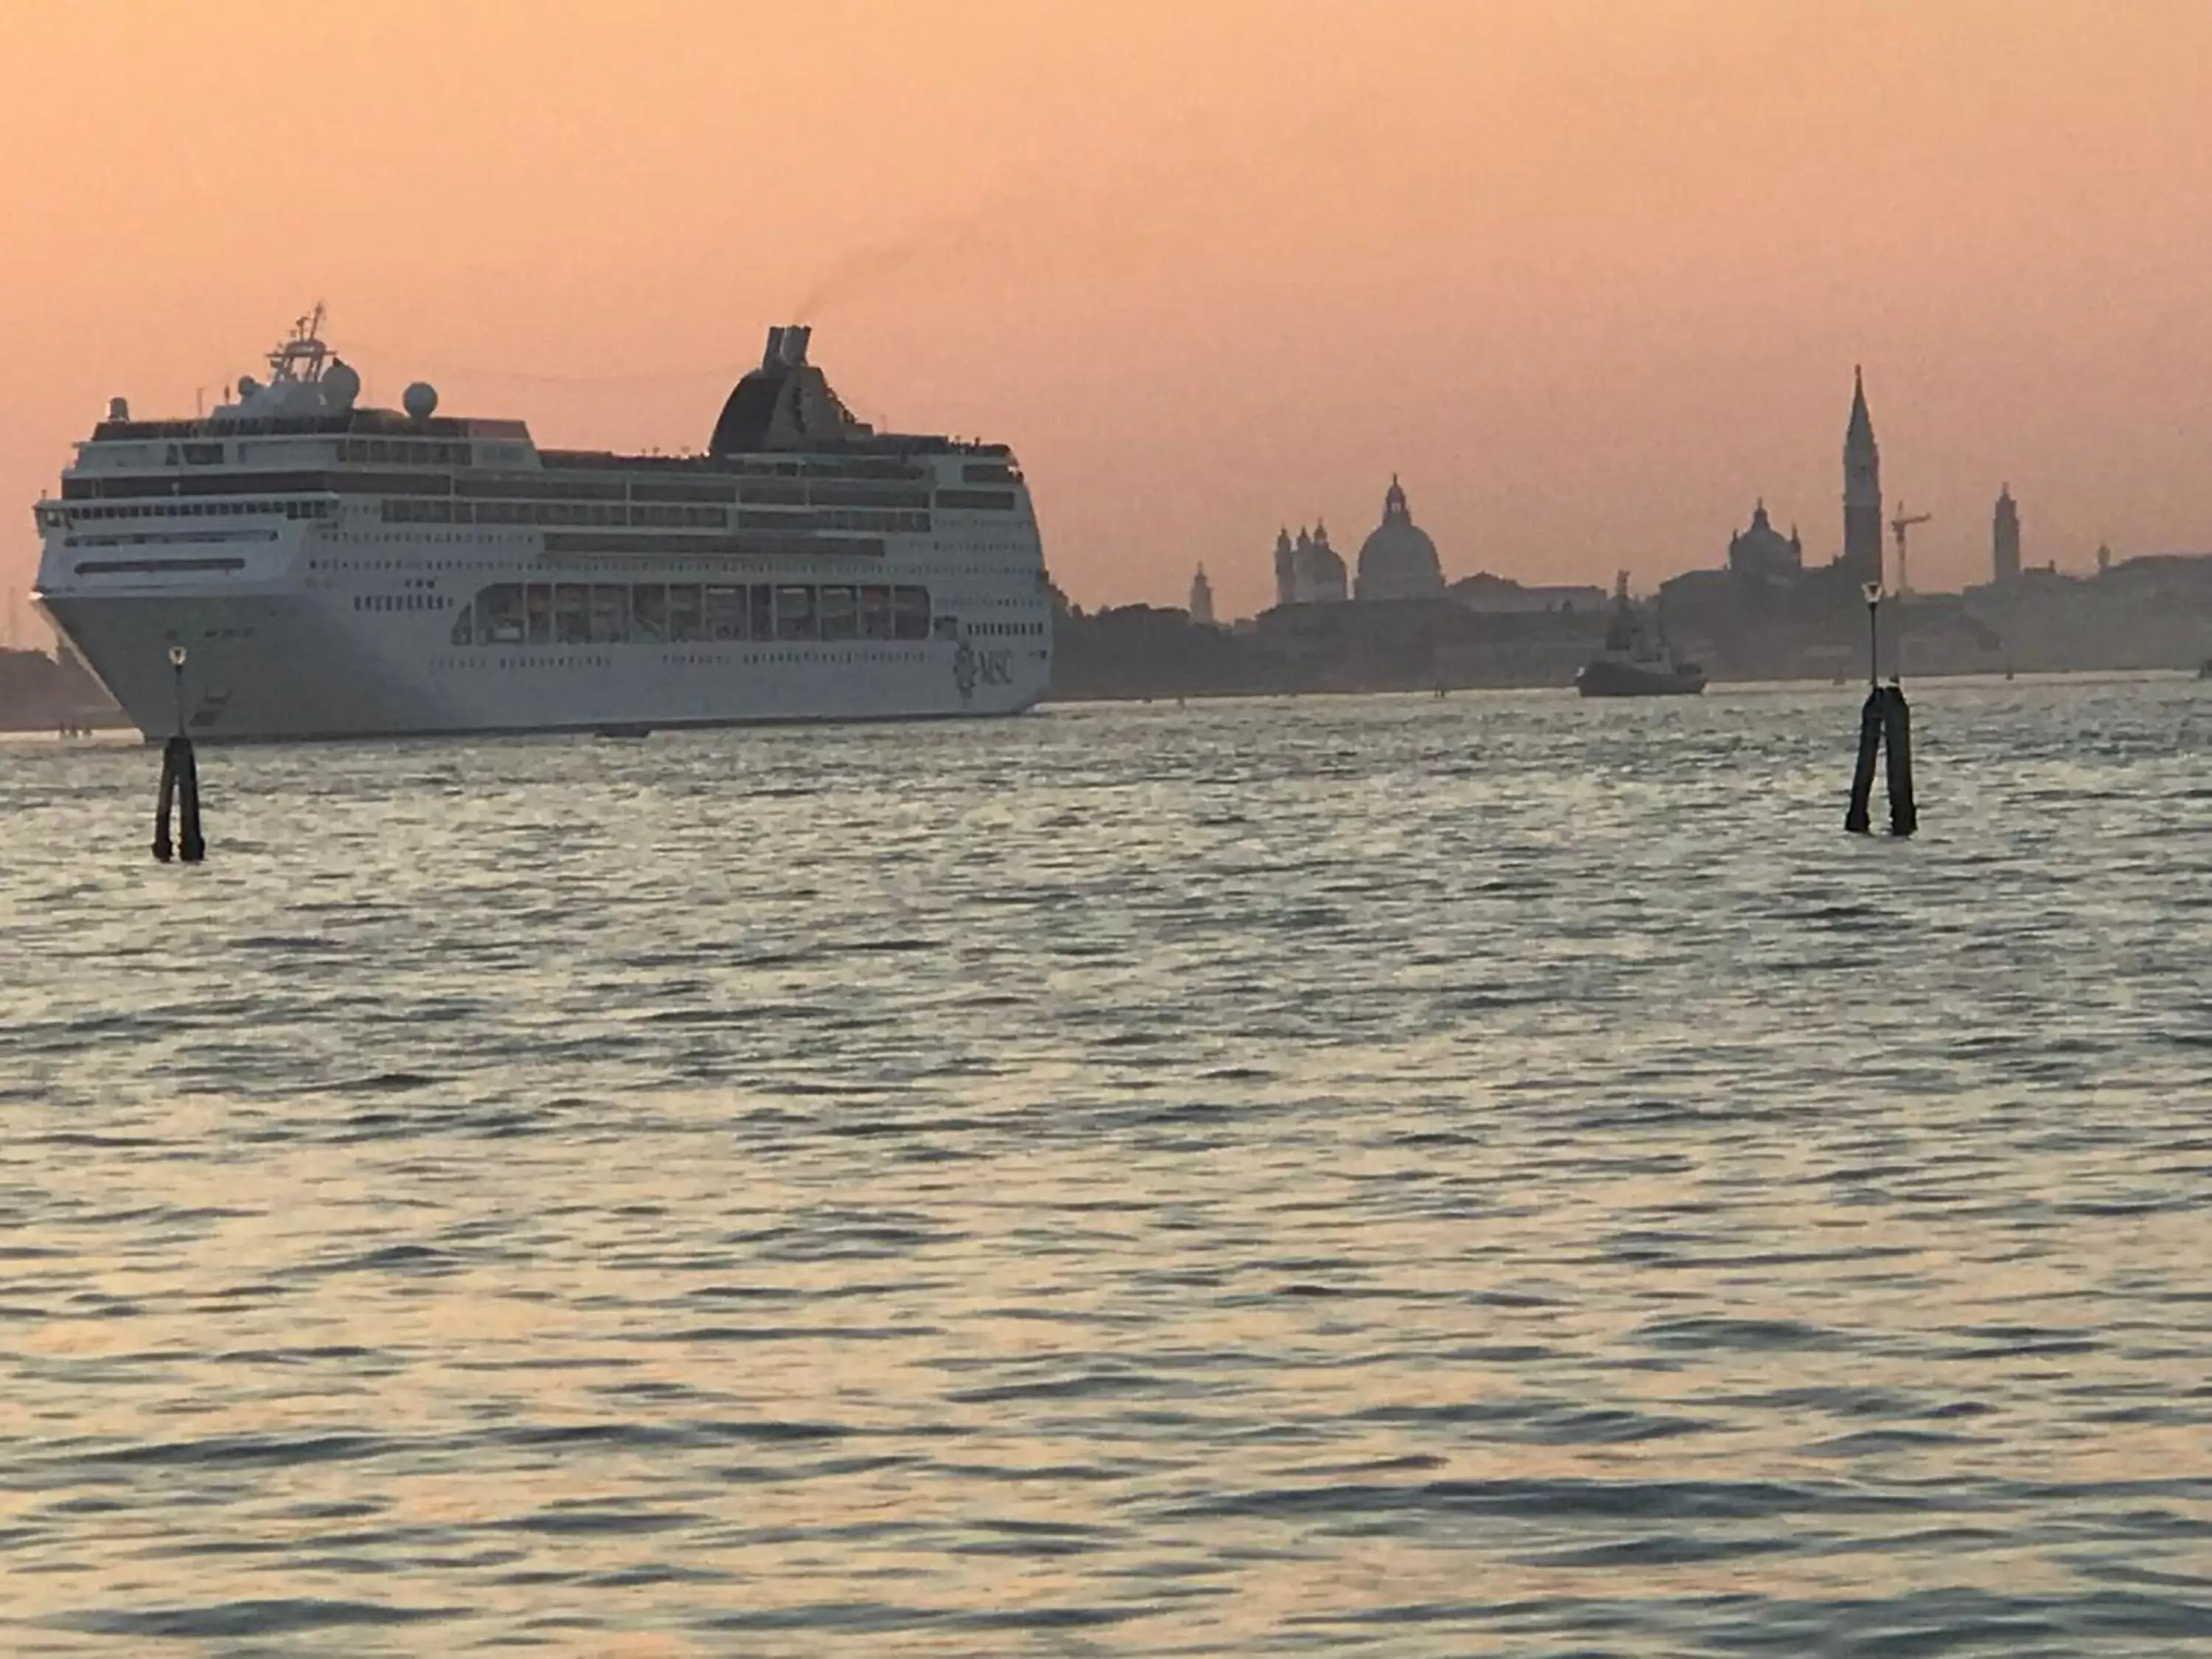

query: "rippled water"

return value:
[2, 677, 2209, 1655]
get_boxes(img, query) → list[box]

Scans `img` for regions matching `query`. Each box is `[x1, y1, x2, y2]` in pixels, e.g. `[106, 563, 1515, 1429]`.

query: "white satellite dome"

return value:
[403, 381, 439, 420]
[322, 358, 361, 411]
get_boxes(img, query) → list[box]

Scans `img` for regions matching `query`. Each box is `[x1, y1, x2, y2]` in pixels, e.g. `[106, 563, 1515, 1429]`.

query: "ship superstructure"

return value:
[33, 314, 1052, 740]
[1574, 573, 1706, 698]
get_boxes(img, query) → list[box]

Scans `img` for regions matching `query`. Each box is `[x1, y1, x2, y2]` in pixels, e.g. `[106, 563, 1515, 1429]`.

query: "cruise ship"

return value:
[32, 311, 1053, 740]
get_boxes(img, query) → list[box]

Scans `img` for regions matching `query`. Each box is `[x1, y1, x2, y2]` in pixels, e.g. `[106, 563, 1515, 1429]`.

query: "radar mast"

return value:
[266, 304, 331, 385]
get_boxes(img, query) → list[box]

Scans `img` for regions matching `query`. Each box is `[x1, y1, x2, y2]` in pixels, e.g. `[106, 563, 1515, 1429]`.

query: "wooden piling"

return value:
[1882, 684, 1917, 838]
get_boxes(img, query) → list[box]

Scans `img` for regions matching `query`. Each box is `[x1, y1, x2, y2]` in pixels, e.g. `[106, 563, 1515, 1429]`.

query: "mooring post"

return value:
[153, 743, 177, 861]
[1846, 688, 1882, 834]
[1882, 681, 1917, 837]
[1865, 584, 1881, 687]
[154, 644, 206, 863]
[175, 735, 204, 862]
[1845, 583, 1884, 834]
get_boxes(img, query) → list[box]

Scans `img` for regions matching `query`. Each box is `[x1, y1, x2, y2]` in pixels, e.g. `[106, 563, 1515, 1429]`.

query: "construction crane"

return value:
[1890, 504, 1932, 595]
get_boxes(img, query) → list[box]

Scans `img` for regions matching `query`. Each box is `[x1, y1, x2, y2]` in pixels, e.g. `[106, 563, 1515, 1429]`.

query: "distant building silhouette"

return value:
[1188, 563, 1216, 627]
[1274, 523, 1348, 606]
[1449, 571, 1608, 613]
[1728, 499, 1804, 584]
[1355, 476, 1445, 600]
[1992, 485, 2021, 585]
[1843, 367, 1882, 586]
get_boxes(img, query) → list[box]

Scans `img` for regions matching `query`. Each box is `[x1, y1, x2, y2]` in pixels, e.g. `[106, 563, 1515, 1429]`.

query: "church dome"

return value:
[1356, 476, 1444, 600]
[1728, 498, 1802, 581]
[1290, 522, 1348, 603]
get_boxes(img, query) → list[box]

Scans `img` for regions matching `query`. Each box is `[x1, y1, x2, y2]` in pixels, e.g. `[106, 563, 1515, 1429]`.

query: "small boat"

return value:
[1576, 577, 1705, 698]
[2198, 657, 2211, 680]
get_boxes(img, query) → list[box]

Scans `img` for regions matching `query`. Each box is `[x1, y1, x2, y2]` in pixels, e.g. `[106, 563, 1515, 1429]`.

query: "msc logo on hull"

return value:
[952, 640, 1012, 703]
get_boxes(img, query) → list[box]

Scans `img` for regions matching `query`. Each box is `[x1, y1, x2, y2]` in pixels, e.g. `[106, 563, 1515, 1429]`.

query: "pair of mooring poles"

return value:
[152, 644, 206, 863]
[1845, 582, 1916, 837]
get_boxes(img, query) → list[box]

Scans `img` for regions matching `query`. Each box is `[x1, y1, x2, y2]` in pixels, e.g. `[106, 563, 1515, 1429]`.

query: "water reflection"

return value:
[1, 678, 2208, 1652]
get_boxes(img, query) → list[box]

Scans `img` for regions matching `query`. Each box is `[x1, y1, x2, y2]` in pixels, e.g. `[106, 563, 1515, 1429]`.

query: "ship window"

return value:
[810, 481, 933, 509]
[935, 488, 1016, 511]
[737, 479, 807, 507]
[590, 584, 630, 644]
[524, 583, 552, 644]
[773, 585, 817, 641]
[705, 585, 745, 641]
[633, 583, 668, 641]
[859, 585, 893, 640]
[554, 583, 591, 644]
[932, 615, 960, 641]
[893, 586, 931, 641]
[818, 585, 857, 641]
[667, 585, 706, 642]
[748, 584, 773, 640]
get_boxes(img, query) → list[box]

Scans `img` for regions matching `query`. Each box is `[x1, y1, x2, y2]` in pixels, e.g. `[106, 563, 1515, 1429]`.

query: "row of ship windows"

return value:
[167, 439, 480, 467]
[380, 499, 939, 533]
[46, 500, 335, 526]
[336, 439, 475, 467]
[451, 582, 947, 647]
[168, 439, 480, 467]
[165, 443, 1023, 487]
[434, 647, 955, 672]
[307, 555, 1040, 588]
[309, 552, 1048, 584]
[333, 445, 1018, 483]
[54, 465, 1019, 510]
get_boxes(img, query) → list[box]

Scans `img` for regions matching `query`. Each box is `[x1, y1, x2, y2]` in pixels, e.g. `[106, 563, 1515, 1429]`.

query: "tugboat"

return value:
[1575, 574, 1706, 698]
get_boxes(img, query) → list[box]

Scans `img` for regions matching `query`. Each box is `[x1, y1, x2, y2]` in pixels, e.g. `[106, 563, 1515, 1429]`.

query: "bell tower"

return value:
[1843, 366, 1882, 586]
[1189, 564, 1216, 627]
[1992, 485, 2020, 585]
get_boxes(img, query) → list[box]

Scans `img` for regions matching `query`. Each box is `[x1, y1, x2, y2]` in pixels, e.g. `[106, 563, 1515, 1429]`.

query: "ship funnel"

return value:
[782, 325, 812, 366]
[108, 397, 131, 422]
[762, 326, 787, 371]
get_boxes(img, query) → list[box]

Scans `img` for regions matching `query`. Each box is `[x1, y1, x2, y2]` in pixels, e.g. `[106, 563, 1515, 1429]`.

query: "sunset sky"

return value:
[7, 0, 2212, 637]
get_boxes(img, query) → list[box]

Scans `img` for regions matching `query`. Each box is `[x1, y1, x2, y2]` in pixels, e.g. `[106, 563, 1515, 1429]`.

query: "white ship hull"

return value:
[31, 319, 1054, 743]
[44, 587, 1044, 742]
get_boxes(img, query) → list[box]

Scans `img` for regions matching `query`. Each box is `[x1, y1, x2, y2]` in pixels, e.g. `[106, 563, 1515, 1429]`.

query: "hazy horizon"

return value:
[8, 0, 2212, 640]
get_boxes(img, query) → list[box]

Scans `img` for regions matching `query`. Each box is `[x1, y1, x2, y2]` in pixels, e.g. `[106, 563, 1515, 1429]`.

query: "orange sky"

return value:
[7, 0, 2212, 636]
